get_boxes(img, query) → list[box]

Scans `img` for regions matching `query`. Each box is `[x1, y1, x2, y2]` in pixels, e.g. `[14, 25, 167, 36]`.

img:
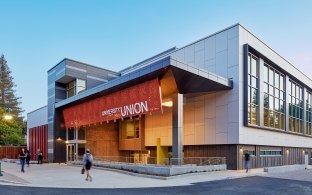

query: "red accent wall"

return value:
[63, 78, 162, 128]
[29, 124, 48, 161]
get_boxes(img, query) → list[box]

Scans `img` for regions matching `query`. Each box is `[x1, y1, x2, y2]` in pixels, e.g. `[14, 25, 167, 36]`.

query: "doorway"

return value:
[67, 144, 75, 162]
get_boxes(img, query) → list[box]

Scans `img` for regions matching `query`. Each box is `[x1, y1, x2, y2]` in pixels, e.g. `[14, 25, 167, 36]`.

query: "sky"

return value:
[0, 0, 311, 118]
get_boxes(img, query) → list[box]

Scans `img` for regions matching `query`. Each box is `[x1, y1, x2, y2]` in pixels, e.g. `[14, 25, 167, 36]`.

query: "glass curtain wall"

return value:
[263, 64, 285, 130]
[247, 53, 259, 125]
[288, 80, 303, 133]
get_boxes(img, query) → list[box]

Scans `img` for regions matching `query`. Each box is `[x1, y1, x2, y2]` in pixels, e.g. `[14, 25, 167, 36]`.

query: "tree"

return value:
[0, 54, 25, 145]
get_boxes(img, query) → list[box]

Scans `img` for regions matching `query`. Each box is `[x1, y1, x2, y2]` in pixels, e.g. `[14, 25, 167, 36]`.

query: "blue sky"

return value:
[0, 0, 311, 117]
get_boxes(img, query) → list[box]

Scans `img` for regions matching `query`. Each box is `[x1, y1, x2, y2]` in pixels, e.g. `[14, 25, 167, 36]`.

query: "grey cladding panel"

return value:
[66, 71, 87, 80]
[87, 80, 104, 89]
[66, 60, 87, 70]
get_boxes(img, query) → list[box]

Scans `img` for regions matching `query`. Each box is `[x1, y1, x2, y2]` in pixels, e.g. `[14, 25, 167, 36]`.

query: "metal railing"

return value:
[77, 156, 226, 167]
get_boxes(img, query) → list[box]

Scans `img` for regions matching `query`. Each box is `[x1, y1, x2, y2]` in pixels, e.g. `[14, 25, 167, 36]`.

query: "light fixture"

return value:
[162, 99, 173, 107]
[56, 137, 62, 141]
[4, 114, 13, 120]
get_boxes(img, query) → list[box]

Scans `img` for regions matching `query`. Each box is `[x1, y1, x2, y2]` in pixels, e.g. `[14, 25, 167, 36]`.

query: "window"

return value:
[263, 63, 285, 130]
[306, 91, 312, 135]
[259, 150, 282, 156]
[247, 53, 259, 125]
[77, 79, 86, 94]
[288, 80, 303, 133]
[67, 127, 76, 140]
[78, 126, 86, 140]
[121, 117, 140, 139]
[66, 79, 86, 98]
[67, 80, 76, 98]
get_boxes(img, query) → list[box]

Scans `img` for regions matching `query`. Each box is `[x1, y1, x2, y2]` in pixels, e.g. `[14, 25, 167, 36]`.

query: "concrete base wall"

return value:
[73, 161, 226, 177]
[264, 164, 307, 173]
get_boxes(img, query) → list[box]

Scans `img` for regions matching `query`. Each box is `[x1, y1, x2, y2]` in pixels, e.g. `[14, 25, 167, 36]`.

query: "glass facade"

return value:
[66, 79, 86, 98]
[67, 80, 76, 98]
[77, 79, 86, 94]
[247, 53, 259, 125]
[246, 51, 312, 135]
[288, 80, 303, 133]
[263, 64, 285, 130]
[306, 91, 312, 135]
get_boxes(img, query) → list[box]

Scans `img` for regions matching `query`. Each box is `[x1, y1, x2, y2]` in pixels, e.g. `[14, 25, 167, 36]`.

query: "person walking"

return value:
[19, 148, 26, 172]
[37, 149, 43, 164]
[82, 149, 93, 181]
[25, 150, 31, 167]
[244, 150, 251, 173]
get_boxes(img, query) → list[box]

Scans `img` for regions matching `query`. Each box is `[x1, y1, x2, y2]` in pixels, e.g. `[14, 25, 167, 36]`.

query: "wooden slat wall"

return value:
[0, 146, 24, 159]
[183, 145, 238, 170]
[239, 145, 312, 170]
[86, 122, 122, 157]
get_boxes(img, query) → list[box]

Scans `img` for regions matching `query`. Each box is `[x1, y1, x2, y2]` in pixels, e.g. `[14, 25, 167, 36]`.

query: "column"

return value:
[303, 87, 307, 134]
[258, 58, 264, 126]
[172, 93, 183, 165]
[285, 75, 290, 132]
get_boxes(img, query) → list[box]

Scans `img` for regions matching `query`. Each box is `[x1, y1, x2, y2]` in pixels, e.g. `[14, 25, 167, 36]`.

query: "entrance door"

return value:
[67, 144, 75, 162]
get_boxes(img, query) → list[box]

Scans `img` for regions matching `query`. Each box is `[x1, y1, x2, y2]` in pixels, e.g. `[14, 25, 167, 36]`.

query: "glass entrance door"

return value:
[67, 144, 75, 162]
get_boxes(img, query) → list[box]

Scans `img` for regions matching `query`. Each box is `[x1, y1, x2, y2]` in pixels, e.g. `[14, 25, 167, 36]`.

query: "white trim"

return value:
[66, 65, 87, 72]
[87, 75, 108, 82]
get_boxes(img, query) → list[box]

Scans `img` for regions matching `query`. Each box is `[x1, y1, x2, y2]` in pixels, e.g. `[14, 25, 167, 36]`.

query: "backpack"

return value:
[244, 153, 250, 161]
[86, 154, 92, 165]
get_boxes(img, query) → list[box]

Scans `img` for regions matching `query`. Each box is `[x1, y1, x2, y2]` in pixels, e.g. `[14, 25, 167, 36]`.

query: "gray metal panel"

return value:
[172, 93, 184, 165]
[243, 44, 249, 126]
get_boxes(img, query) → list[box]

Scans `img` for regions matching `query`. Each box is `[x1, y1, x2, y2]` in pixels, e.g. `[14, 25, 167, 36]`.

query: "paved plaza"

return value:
[0, 161, 312, 194]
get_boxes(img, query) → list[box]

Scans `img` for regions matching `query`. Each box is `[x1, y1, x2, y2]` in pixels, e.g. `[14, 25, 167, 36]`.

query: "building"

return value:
[27, 106, 48, 161]
[27, 23, 312, 170]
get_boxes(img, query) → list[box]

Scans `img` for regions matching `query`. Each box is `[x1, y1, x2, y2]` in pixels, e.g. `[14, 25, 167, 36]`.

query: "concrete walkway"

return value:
[0, 161, 310, 189]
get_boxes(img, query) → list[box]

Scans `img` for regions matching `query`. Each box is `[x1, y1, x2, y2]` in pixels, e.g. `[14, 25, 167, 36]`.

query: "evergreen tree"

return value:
[0, 54, 25, 145]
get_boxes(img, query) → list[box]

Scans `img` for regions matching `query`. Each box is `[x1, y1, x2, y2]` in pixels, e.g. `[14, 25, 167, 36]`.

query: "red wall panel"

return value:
[29, 124, 48, 161]
[63, 78, 162, 128]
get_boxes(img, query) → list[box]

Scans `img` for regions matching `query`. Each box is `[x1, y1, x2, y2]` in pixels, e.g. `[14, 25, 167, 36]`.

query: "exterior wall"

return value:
[47, 62, 65, 161]
[48, 59, 120, 162]
[27, 106, 48, 150]
[171, 25, 240, 145]
[238, 145, 312, 170]
[119, 116, 146, 151]
[28, 125, 48, 161]
[145, 107, 172, 146]
[0, 146, 24, 159]
[238, 25, 312, 148]
[184, 145, 238, 170]
[145, 92, 239, 147]
[86, 122, 121, 158]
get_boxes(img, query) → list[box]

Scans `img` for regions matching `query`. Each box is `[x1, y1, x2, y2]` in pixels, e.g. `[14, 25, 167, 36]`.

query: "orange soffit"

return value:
[63, 79, 162, 128]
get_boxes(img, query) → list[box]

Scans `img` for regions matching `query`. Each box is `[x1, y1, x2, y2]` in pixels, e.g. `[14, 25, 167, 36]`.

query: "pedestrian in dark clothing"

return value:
[26, 150, 31, 167]
[19, 148, 26, 172]
[82, 149, 93, 181]
[37, 149, 43, 164]
[244, 151, 251, 173]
